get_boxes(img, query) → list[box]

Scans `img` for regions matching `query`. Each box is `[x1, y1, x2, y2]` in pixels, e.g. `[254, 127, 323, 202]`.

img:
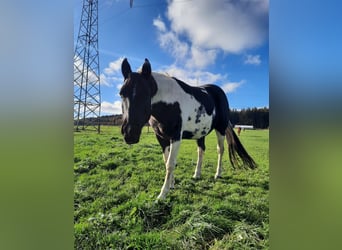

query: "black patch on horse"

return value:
[150, 101, 182, 141]
[197, 137, 205, 151]
[195, 105, 206, 123]
[202, 84, 230, 135]
[182, 131, 194, 139]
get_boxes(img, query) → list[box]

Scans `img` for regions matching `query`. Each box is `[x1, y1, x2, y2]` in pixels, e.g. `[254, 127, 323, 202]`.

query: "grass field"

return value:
[74, 126, 269, 249]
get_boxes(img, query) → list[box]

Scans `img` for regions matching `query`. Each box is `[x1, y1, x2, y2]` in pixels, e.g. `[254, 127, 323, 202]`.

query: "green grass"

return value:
[74, 126, 269, 249]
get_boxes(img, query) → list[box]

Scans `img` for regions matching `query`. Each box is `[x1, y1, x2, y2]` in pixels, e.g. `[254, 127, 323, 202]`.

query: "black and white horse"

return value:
[120, 58, 256, 199]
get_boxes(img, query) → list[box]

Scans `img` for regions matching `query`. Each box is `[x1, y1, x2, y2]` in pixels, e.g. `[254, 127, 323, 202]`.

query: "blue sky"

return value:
[74, 0, 269, 115]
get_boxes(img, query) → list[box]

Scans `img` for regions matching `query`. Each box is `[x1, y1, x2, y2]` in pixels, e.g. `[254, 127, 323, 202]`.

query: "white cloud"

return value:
[74, 56, 112, 87]
[186, 46, 217, 69]
[99, 57, 126, 88]
[153, 16, 166, 32]
[244, 54, 261, 65]
[167, 0, 268, 53]
[101, 100, 122, 115]
[154, 24, 189, 61]
[222, 80, 245, 94]
[100, 73, 113, 87]
[158, 64, 222, 86]
[104, 57, 124, 75]
[153, 1, 267, 70]
[153, 17, 217, 69]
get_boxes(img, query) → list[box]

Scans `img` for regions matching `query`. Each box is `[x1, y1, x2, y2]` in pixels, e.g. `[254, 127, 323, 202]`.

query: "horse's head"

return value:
[119, 58, 157, 144]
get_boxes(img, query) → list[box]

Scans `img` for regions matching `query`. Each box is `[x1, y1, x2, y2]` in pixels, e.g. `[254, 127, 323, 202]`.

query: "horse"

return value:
[119, 58, 257, 199]
[237, 127, 242, 136]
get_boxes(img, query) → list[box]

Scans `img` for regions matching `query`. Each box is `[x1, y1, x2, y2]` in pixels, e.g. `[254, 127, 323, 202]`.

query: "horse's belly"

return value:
[182, 113, 213, 139]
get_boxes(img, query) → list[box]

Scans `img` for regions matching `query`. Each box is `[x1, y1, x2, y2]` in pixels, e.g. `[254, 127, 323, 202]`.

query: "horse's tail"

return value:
[225, 121, 257, 170]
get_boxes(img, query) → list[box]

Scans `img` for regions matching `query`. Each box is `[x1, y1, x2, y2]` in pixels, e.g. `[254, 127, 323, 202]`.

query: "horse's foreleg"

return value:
[163, 146, 170, 164]
[157, 140, 180, 199]
[215, 130, 225, 179]
[163, 146, 175, 189]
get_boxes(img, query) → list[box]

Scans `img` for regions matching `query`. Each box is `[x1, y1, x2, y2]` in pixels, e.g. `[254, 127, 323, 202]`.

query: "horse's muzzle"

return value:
[123, 135, 139, 144]
[121, 123, 141, 144]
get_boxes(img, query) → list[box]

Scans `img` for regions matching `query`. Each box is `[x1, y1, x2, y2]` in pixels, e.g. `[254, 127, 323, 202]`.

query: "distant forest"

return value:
[76, 107, 269, 129]
[230, 107, 269, 129]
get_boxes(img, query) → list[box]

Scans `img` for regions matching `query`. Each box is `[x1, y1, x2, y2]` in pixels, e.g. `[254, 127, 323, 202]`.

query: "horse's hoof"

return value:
[193, 174, 201, 179]
[214, 175, 222, 179]
[157, 194, 166, 200]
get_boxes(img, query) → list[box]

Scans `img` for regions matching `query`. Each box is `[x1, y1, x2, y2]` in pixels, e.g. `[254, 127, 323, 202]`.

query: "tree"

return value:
[230, 107, 269, 129]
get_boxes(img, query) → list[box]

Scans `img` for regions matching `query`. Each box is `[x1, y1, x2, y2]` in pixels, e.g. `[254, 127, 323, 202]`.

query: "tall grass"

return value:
[74, 126, 269, 249]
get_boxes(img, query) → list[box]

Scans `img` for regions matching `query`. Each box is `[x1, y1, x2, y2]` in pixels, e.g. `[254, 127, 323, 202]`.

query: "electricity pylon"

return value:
[74, 0, 101, 133]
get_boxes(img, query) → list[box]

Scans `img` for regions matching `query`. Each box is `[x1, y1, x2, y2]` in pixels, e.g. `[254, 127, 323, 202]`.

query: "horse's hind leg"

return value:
[193, 137, 205, 179]
[215, 130, 225, 179]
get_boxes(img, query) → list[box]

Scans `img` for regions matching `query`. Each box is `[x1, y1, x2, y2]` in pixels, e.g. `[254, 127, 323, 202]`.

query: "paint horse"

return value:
[120, 58, 257, 199]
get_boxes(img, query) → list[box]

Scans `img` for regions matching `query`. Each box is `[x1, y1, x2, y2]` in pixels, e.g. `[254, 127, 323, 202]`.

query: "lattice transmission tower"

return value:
[74, 0, 101, 133]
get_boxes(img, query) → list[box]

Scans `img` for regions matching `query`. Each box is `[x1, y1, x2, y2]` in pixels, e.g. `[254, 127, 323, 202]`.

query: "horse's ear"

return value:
[121, 58, 132, 80]
[141, 58, 151, 78]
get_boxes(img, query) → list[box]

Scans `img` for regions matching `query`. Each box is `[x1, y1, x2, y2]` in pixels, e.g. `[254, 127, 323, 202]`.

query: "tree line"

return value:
[76, 107, 269, 129]
[230, 107, 269, 129]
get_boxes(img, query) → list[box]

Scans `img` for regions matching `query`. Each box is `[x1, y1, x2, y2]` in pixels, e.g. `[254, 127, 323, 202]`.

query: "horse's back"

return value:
[151, 73, 230, 138]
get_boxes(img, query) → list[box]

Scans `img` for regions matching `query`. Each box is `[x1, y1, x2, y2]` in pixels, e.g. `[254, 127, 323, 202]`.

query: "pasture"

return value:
[74, 126, 269, 249]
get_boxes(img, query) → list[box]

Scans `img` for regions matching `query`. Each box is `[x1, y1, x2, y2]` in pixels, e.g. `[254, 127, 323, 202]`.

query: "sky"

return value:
[74, 0, 269, 115]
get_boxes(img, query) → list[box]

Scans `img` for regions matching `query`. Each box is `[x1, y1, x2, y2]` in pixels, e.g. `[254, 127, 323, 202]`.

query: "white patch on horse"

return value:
[163, 146, 170, 163]
[157, 140, 180, 199]
[199, 87, 207, 93]
[193, 147, 204, 179]
[215, 130, 225, 179]
[122, 97, 130, 118]
[151, 72, 214, 139]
